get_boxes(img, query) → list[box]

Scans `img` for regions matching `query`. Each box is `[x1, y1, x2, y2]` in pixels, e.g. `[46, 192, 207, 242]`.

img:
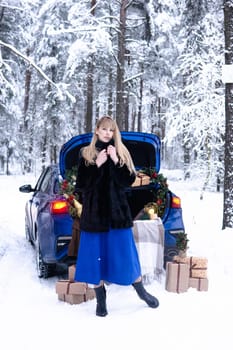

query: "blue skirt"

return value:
[74, 227, 141, 286]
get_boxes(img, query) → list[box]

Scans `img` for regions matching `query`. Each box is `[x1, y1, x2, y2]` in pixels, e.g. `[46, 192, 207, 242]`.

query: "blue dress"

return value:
[74, 227, 141, 286]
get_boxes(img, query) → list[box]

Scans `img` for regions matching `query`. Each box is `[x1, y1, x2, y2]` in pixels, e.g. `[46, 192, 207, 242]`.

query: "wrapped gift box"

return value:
[69, 282, 87, 295]
[68, 264, 76, 281]
[173, 255, 208, 278]
[65, 294, 85, 305]
[173, 255, 190, 264]
[55, 268, 96, 304]
[165, 262, 189, 293]
[58, 294, 66, 301]
[189, 277, 209, 291]
[86, 288, 95, 300]
[132, 176, 141, 187]
[55, 280, 71, 294]
[190, 256, 208, 278]
[56, 282, 95, 303]
[132, 172, 150, 187]
[140, 174, 150, 186]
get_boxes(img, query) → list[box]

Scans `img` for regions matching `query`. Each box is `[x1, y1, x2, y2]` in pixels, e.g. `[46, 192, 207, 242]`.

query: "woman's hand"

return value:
[96, 149, 108, 167]
[107, 145, 119, 164]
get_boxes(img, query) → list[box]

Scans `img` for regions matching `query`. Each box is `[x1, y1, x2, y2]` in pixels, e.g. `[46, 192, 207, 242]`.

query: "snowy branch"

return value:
[0, 40, 76, 102]
[126, 1, 135, 10]
[124, 72, 143, 83]
[0, 40, 58, 88]
[89, 1, 98, 14]
[0, 3, 24, 11]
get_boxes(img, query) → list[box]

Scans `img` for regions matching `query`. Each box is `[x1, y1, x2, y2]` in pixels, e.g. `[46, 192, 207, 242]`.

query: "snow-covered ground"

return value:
[1, 172, 233, 350]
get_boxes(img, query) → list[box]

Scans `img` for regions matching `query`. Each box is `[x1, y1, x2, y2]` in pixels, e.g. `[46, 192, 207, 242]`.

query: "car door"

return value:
[28, 167, 53, 242]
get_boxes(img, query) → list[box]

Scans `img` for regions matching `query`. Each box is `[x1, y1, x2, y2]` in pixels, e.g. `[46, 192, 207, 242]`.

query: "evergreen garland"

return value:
[140, 167, 169, 217]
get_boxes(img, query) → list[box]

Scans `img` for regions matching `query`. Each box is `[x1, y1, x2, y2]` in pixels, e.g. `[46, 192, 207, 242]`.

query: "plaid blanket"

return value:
[133, 219, 165, 284]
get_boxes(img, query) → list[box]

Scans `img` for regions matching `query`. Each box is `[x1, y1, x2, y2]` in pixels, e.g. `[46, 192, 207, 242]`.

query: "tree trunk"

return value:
[85, 58, 94, 132]
[41, 133, 47, 171]
[23, 48, 33, 173]
[85, 0, 96, 132]
[49, 57, 58, 164]
[50, 115, 57, 164]
[108, 69, 113, 116]
[183, 138, 190, 180]
[223, 1, 233, 229]
[137, 64, 144, 131]
[124, 91, 129, 130]
[23, 49, 32, 118]
[116, 0, 128, 130]
[107, 5, 114, 118]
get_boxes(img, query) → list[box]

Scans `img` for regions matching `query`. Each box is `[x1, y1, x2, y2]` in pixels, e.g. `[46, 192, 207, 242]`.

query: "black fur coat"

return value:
[75, 141, 136, 232]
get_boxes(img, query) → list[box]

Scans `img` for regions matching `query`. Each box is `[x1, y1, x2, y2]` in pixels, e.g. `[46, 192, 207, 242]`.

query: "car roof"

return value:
[59, 131, 161, 178]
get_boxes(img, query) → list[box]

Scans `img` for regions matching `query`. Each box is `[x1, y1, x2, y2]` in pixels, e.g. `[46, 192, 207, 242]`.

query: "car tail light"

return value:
[171, 196, 181, 208]
[50, 200, 69, 214]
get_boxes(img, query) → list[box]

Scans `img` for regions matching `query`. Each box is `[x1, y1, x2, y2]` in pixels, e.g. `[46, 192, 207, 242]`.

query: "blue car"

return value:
[19, 131, 185, 278]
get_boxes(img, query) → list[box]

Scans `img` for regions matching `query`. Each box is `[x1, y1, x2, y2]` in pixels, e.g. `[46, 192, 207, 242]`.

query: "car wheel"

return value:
[35, 243, 56, 279]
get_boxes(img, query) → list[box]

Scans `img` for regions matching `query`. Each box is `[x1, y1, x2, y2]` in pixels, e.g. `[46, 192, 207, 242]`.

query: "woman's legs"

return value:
[93, 277, 159, 317]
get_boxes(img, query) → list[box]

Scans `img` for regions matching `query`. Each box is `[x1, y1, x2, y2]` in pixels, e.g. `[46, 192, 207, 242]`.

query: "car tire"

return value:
[36, 243, 56, 279]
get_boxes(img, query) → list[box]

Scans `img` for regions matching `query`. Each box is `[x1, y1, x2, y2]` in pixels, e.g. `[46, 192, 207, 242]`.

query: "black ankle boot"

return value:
[94, 285, 108, 317]
[132, 281, 159, 308]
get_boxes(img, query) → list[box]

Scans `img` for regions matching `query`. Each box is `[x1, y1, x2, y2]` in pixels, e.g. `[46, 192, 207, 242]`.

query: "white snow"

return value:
[1, 172, 233, 350]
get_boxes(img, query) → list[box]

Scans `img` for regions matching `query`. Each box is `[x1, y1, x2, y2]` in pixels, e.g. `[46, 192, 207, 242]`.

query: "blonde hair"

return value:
[82, 116, 136, 174]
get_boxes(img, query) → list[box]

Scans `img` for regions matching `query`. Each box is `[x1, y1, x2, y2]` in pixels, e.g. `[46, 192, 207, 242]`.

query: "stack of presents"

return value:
[55, 264, 95, 304]
[55, 255, 209, 305]
[165, 255, 208, 293]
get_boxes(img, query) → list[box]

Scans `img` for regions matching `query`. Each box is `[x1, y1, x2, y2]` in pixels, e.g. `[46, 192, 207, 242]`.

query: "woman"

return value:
[74, 116, 159, 316]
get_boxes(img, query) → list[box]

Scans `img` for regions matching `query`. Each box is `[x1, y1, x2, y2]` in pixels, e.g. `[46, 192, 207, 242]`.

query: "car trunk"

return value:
[59, 131, 162, 218]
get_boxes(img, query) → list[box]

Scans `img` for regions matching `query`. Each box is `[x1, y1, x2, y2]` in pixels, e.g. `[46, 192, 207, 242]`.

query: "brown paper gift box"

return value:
[173, 255, 190, 264]
[58, 294, 65, 301]
[56, 283, 95, 303]
[173, 255, 208, 278]
[65, 294, 85, 305]
[132, 172, 150, 187]
[68, 264, 76, 281]
[56, 264, 96, 304]
[165, 262, 189, 293]
[69, 282, 87, 295]
[86, 288, 95, 300]
[132, 176, 141, 187]
[55, 280, 71, 294]
[189, 277, 209, 291]
[140, 174, 150, 186]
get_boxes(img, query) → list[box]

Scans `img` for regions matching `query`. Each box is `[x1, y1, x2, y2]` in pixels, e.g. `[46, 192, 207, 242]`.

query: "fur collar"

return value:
[95, 139, 114, 151]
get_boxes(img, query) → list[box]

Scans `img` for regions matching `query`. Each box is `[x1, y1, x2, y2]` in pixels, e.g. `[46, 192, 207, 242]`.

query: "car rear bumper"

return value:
[38, 215, 73, 263]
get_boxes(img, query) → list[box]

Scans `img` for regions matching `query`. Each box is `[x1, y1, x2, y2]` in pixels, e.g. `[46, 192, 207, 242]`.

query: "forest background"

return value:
[1, 0, 233, 227]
